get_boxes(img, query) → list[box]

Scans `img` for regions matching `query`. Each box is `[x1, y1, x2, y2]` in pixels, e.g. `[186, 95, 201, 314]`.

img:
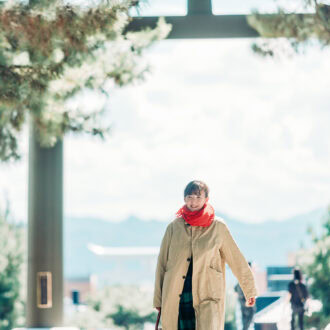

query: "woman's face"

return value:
[184, 190, 209, 212]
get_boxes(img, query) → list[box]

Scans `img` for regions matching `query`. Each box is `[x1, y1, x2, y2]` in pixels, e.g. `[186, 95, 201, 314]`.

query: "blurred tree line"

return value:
[68, 283, 237, 329]
[299, 207, 330, 329]
[108, 304, 156, 330]
[67, 285, 158, 329]
[0, 201, 25, 330]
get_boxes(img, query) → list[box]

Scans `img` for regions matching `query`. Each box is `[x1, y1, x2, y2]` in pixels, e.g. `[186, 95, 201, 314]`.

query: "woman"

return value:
[288, 268, 309, 330]
[153, 180, 258, 330]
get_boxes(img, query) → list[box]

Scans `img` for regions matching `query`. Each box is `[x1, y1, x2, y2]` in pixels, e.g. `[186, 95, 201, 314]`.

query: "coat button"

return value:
[183, 275, 186, 279]
[187, 258, 191, 262]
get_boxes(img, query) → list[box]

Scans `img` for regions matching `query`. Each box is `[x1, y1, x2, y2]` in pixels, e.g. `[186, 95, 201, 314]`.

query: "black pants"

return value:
[240, 304, 255, 330]
[291, 305, 304, 330]
[178, 259, 195, 330]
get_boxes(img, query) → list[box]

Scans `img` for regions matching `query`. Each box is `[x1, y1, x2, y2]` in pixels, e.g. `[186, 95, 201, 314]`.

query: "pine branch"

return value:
[0, 2, 171, 161]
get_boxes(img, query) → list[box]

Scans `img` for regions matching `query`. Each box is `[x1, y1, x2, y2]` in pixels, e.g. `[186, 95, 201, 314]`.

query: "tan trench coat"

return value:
[153, 216, 258, 330]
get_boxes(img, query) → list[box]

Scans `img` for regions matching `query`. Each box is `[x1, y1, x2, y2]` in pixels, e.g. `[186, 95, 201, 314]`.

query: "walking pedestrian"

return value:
[288, 268, 309, 330]
[235, 262, 257, 330]
[153, 180, 258, 330]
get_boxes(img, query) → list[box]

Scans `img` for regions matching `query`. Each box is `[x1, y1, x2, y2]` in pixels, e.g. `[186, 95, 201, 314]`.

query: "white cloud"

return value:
[0, 39, 329, 223]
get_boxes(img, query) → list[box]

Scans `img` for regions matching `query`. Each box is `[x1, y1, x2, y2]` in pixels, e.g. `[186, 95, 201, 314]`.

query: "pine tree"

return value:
[0, 202, 25, 330]
[0, 0, 171, 162]
[247, 0, 330, 57]
[297, 207, 330, 328]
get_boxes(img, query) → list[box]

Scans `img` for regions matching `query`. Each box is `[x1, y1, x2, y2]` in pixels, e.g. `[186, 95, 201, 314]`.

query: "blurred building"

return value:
[87, 243, 159, 286]
[64, 274, 98, 304]
[266, 266, 293, 292]
[253, 266, 294, 330]
[252, 264, 267, 295]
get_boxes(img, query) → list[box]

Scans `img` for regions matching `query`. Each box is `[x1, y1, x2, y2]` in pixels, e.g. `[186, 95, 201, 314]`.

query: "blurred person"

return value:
[153, 180, 258, 330]
[235, 262, 257, 330]
[287, 268, 309, 330]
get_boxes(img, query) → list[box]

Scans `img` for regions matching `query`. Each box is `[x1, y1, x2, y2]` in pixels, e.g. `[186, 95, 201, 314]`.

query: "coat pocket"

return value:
[206, 266, 223, 300]
[196, 298, 221, 330]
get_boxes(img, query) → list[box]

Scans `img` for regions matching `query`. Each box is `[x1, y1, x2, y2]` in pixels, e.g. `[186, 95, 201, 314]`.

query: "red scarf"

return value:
[176, 203, 215, 227]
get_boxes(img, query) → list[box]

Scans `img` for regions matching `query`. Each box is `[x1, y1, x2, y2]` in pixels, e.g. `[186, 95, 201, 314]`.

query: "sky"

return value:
[0, 5, 329, 224]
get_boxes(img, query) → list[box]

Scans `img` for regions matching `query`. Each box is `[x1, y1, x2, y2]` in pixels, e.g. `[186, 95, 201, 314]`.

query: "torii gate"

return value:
[27, 0, 260, 326]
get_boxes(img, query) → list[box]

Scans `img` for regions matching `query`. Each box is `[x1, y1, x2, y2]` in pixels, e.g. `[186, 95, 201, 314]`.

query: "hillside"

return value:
[64, 207, 326, 280]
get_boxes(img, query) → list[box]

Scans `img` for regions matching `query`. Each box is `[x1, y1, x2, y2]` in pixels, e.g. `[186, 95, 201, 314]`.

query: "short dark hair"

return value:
[184, 180, 209, 198]
[293, 268, 302, 282]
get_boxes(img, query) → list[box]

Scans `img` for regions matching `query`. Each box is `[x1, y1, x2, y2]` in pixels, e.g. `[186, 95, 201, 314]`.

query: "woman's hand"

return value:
[245, 297, 256, 307]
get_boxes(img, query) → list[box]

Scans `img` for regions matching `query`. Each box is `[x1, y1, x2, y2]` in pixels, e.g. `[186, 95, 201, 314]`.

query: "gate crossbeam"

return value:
[125, 14, 259, 39]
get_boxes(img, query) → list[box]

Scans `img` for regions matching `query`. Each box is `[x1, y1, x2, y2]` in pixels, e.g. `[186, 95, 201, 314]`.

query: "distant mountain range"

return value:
[64, 207, 327, 281]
